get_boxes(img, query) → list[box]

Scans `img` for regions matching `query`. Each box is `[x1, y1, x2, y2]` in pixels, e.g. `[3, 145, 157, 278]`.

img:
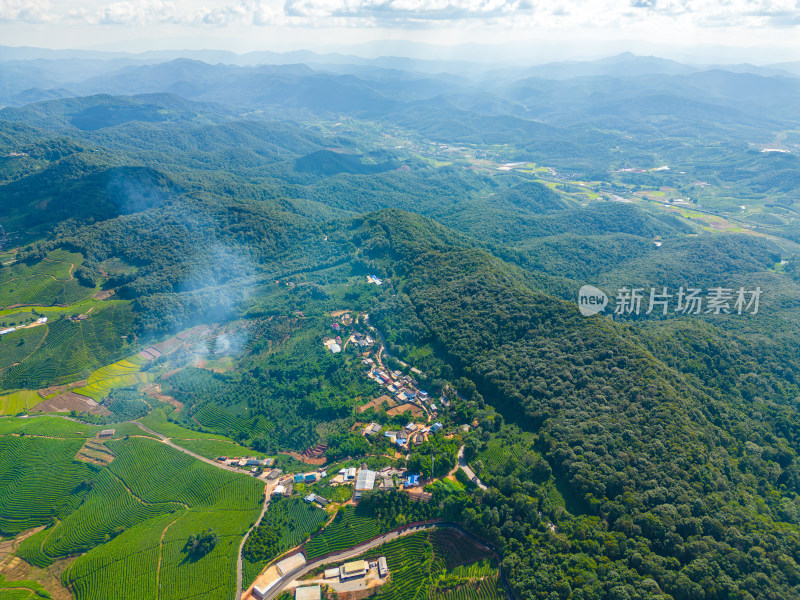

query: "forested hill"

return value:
[360, 209, 800, 600]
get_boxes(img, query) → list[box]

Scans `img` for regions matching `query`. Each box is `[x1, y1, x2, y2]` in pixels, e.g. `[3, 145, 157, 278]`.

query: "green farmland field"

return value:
[0, 414, 100, 437]
[349, 530, 503, 600]
[71, 354, 152, 402]
[0, 390, 42, 415]
[172, 437, 266, 460]
[0, 250, 93, 309]
[73, 372, 151, 402]
[138, 407, 239, 442]
[242, 497, 328, 587]
[303, 505, 381, 559]
[0, 417, 264, 600]
[0, 303, 135, 390]
[0, 326, 48, 374]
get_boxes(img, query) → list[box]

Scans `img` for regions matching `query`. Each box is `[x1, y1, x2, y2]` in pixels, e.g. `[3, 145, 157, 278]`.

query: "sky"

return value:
[1, 0, 800, 63]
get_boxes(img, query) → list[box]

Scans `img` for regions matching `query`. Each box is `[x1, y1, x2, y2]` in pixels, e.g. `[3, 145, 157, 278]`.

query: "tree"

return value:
[183, 529, 218, 558]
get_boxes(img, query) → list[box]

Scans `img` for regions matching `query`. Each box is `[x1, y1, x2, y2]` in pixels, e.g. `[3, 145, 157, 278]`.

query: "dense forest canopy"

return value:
[1, 48, 800, 600]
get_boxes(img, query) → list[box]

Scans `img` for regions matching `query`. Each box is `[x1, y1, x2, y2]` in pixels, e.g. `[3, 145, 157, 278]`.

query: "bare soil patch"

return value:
[75, 438, 115, 465]
[386, 403, 423, 417]
[142, 383, 183, 412]
[37, 380, 88, 398]
[33, 392, 110, 416]
[357, 395, 396, 413]
[279, 451, 327, 466]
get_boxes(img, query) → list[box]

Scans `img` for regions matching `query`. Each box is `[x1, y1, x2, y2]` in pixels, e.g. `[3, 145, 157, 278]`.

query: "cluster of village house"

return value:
[323, 313, 375, 354]
[268, 461, 420, 507]
[216, 455, 276, 474]
[363, 362, 444, 415]
[252, 553, 390, 600]
[322, 312, 447, 420]
[362, 420, 443, 450]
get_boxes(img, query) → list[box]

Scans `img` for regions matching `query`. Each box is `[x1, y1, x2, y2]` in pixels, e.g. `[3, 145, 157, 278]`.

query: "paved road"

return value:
[457, 446, 487, 490]
[257, 522, 512, 600]
[258, 524, 437, 600]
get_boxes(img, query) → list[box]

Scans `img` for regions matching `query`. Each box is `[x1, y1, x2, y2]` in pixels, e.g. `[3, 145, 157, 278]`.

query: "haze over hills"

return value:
[1, 44, 800, 600]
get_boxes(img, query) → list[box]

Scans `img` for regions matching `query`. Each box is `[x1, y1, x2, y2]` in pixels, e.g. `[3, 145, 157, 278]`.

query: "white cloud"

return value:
[0, 0, 798, 32]
[97, 0, 176, 24]
[0, 0, 55, 23]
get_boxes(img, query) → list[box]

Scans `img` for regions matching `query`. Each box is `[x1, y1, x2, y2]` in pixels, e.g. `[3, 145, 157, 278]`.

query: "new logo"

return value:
[578, 285, 608, 316]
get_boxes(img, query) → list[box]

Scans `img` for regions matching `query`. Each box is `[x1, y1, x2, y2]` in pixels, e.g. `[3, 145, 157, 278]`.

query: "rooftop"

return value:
[343, 560, 369, 574]
[295, 585, 321, 600]
[355, 469, 377, 491]
[276, 553, 306, 576]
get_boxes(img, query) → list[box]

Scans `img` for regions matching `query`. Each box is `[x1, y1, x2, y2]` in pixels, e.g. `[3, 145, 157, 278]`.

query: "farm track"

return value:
[6, 414, 264, 600]
[235, 483, 271, 600]
[156, 512, 185, 600]
[1, 259, 76, 286]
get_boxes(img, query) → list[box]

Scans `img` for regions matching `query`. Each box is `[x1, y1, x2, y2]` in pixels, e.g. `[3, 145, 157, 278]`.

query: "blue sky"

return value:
[1, 0, 799, 62]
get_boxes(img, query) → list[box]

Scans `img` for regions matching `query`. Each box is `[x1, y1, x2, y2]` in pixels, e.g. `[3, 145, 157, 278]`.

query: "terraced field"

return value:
[0, 250, 92, 308]
[0, 326, 48, 374]
[193, 403, 274, 439]
[303, 506, 381, 559]
[351, 531, 503, 600]
[139, 407, 238, 441]
[0, 390, 42, 415]
[0, 575, 50, 600]
[0, 414, 99, 437]
[73, 358, 152, 402]
[0, 304, 135, 390]
[242, 497, 328, 586]
[0, 435, 94, 535]
[0, 417, 264, 600]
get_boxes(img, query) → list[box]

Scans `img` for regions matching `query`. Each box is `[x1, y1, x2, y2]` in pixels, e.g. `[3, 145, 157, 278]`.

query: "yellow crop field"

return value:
[73, 372, 152, 402]
[0, 389, 44, 415]
[85, 356, 147, 385]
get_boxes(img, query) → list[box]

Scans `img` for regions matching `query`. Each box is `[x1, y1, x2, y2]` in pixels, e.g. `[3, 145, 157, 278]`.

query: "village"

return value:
[322, 308, 451, 431]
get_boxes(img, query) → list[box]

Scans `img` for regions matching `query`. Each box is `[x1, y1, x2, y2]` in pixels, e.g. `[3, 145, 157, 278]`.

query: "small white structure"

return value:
[378, 556, 389, 578]
[295, 586, 321, 600]
[272, 484, 286, 496]
[324, 567, 340, 579]
[354, 469, 377, 501]
[276, 553, 306, 576]
[329, 343, 341, 353]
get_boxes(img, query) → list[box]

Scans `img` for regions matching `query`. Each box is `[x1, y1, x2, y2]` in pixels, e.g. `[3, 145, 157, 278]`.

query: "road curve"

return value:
[259, 524, 435, 600]
[259, 522, 511, 600]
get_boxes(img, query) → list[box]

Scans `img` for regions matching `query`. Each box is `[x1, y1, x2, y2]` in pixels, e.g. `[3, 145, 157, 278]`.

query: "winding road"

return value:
[257, 522, 511, 600]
